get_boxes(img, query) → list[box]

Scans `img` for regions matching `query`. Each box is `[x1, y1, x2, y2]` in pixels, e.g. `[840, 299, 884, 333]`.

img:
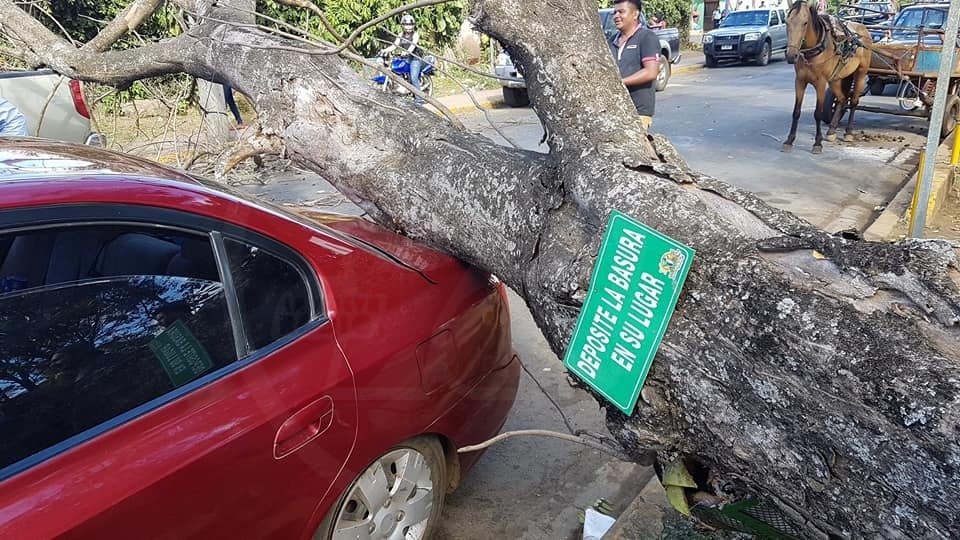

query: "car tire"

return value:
[502, 87, 530, 107]
[756, 41, 771, 66]
[313, 436, 447, 540]
[705, 54, 717, 68]
[655, 54, 671, 92]
[869, 79, 886, 96]
[941, 94, 960, 138]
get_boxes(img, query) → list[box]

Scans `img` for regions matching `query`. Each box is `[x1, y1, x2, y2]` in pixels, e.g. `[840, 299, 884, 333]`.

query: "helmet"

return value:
[401, 14, 415, 25]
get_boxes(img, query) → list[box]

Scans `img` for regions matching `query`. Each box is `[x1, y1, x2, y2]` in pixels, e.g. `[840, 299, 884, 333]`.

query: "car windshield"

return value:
[894, 7, 946, 30]
[721, 11, 767, 27]
[890, 6, 947, 41]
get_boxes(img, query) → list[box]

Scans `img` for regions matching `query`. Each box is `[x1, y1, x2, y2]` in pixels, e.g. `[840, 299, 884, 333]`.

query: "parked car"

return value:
[0, 138, 520, 539]
[875, 2, 948, 44]
[702, 8, 789, 67]
[839, 0, 896, 26]
[494, 9, 682, 107]
[866, 2, 950, 95]
[0, 70, 103, 144]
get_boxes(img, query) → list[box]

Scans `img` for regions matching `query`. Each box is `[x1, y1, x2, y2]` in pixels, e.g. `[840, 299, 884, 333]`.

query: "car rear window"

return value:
[0, 225, 236, 474]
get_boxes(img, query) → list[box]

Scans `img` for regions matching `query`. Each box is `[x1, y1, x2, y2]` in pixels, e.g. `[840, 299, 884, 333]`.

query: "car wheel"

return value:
[869, 79, 886, 96]
[756, 41, 771, 66]
[705, 54, 717, 68]
[313, 437, 446, 540]
[941, 94, 959, 138]
[502, 87, 530, 107]
[655, 54, 671, 92]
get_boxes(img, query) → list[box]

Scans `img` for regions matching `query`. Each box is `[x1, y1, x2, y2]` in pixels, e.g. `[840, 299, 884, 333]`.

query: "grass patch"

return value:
[432, 62, 501, 97]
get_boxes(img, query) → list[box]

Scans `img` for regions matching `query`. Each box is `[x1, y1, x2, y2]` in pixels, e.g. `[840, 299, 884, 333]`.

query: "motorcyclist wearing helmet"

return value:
[382, 14, 425, 104]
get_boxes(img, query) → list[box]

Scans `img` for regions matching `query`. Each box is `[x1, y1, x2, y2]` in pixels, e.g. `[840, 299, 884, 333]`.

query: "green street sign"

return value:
[563, 211, 695, 415]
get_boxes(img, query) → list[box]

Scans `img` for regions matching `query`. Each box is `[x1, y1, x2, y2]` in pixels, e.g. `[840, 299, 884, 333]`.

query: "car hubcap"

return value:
[332, 449, 434, 540]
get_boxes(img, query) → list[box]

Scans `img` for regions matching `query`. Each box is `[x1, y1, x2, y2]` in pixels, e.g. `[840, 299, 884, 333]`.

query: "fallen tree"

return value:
[2, 0, 959, 536]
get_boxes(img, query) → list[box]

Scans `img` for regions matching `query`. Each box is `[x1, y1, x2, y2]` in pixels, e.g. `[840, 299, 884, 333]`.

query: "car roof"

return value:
[0, 137, 199, 184]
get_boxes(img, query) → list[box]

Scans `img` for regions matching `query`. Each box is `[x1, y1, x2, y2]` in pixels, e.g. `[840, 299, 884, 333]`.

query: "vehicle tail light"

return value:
[69, 79, 91, 119]
[490, 275, 510, 318]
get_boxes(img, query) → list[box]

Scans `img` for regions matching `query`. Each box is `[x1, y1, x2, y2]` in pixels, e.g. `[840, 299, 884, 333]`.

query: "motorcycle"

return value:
[372, 53, 435, 98]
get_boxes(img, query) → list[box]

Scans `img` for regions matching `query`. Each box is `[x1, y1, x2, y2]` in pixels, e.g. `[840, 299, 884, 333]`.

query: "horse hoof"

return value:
[825, 133, 837, 142]
[812, 146, 823, 154]
[844, 134, 856, 143]
[782, 144, 793, 153]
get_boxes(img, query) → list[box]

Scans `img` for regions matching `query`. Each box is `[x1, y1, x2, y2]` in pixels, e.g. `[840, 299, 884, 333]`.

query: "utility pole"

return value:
[910, 0, 960, 237]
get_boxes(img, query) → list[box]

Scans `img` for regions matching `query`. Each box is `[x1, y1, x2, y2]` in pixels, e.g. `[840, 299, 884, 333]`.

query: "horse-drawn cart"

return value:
[846, 3, 960, 138]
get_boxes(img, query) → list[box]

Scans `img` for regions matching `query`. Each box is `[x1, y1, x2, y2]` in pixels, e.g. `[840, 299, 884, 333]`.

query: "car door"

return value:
[0, 208, 358, 539]
[772, 10, 788, 50]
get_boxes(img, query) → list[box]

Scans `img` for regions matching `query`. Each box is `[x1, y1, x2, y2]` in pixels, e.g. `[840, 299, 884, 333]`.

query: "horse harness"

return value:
[798, 14, 863, 81]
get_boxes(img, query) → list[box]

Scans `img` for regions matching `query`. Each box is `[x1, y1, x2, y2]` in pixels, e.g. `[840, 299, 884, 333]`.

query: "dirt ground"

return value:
[890, 175, 960, 242]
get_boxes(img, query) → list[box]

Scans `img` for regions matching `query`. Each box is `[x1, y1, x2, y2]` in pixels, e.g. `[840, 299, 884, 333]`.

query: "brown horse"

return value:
[783, 1, 873, 154]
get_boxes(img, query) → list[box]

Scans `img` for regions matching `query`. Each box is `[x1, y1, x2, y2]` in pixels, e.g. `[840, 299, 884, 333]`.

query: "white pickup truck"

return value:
[0, 70, 103, 144]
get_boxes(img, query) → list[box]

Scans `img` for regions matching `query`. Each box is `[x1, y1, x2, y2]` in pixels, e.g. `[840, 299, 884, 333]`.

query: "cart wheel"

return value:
[819, 88, 840, 124]
[941, 95, 960, 138]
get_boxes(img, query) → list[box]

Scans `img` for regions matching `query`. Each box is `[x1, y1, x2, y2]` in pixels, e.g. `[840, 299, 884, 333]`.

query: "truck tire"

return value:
[705, 54, 717, 68]
[655, 54, 671, 92]
[756, 40, 771, 66]
[502, 87, 529, 108]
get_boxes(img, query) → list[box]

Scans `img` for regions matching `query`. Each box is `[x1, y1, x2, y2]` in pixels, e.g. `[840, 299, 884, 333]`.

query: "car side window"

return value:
[0, 224, 236, 474]
[224, 237, 313, 351]
[769, 12, 778, 26]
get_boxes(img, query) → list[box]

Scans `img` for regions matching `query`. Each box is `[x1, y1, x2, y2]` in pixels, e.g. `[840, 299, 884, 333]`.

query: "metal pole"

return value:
[910, 0, 960, 237]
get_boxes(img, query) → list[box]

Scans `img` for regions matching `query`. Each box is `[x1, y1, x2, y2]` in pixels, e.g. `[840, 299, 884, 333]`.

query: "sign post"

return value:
[563, 211, 695, 415]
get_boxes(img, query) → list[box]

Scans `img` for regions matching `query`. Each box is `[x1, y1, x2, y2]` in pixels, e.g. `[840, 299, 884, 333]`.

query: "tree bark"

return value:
[3, 0, 960, 536]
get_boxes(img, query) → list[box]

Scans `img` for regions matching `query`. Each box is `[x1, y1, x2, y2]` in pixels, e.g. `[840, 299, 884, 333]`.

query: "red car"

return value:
[0, 139, 520, 539]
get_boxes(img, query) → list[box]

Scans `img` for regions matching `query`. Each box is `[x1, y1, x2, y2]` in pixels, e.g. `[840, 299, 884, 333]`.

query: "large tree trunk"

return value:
[2, 0, 959, 536]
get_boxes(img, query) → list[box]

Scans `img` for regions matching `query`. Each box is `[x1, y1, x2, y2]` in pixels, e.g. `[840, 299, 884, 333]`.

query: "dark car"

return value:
[702, 9, 789, 67]
[878, 2, 948, 44]
[0, 139, 520, 539]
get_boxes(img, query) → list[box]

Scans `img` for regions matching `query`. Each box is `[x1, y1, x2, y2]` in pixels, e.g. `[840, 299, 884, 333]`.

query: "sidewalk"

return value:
[435, 49, 706, 114]
[863, 135, 957, 241]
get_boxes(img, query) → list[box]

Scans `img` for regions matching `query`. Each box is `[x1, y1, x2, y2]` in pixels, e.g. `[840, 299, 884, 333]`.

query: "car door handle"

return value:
[274, 396, 334, 459]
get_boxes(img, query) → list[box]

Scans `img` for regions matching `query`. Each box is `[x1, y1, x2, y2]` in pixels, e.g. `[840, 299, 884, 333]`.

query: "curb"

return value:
[601, 474, 674, 539]
[673, 62, 705, 75]
[863, 140, 955, 242]
[439, 64, 705, 114]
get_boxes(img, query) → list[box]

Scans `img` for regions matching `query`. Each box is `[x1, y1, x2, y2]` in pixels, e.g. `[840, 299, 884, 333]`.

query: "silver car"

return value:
[0, 70, 103, 145]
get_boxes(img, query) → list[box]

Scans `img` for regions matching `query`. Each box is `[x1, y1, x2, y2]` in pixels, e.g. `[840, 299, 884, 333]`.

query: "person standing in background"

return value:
[609, 0, 661, 129]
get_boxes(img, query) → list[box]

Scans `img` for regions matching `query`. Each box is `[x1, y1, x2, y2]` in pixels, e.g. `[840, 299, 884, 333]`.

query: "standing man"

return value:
[609, 0, 661, 129]
[0, 97, 28, 136]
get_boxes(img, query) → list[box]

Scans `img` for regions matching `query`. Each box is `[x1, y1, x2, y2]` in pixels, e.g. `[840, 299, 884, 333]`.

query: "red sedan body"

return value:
[0, 139, 520, 538]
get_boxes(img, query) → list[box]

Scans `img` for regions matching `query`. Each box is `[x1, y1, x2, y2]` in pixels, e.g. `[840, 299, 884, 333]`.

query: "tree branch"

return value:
[81, 0, 165, 52]
[0, 0, 191, 85]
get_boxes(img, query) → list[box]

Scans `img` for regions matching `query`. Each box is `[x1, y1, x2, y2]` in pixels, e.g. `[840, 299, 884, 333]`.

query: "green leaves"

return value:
[258, 0, 465, 58]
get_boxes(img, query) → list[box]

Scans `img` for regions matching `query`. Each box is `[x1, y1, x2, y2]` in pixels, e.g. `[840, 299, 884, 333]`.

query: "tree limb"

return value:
[82, 0, 165, 52]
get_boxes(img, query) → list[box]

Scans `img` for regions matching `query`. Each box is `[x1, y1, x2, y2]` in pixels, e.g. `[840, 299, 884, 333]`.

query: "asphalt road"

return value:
[462, 57, 929, 233]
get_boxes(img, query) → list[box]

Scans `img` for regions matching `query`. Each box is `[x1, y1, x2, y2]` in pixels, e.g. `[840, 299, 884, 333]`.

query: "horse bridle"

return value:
[787, 2, 828, 61]
[799, 26, 828, 60]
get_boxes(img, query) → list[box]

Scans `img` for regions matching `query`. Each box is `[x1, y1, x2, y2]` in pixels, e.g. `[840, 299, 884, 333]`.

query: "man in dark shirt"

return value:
[609, 0, 662, 129]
